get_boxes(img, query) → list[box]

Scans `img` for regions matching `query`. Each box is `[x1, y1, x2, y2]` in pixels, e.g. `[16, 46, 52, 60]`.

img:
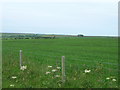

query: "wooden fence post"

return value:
[62, 56, 65, 83]
[20, 50, 22, 68]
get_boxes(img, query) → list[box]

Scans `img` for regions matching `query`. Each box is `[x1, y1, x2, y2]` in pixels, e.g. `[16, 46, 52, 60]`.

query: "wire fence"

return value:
[3, 48, 118, 64]
[3, 49, 118, 67]
[3, 48, 119, 84]
[15, 48, 120, 71]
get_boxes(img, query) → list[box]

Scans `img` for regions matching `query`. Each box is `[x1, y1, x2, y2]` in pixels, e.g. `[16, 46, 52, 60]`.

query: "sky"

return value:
[0, 0, 119, 36]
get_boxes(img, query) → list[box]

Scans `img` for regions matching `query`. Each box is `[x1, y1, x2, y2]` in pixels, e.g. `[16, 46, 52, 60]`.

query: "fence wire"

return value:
[3, 49, 119, 73]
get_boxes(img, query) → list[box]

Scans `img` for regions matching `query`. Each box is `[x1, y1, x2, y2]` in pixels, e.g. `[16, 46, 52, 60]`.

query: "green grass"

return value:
[2, 37, 119, 88]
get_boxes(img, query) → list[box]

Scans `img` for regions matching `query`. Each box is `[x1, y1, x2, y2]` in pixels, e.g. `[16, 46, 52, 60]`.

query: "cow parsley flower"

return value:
[112, 79, 117, 82]
[11, 76, 17, 79]
[84, 69, 91, 73]
[106, 77, 110, 80]
[52, 69, 57, 72]
[57, 67, 61, 69]
[10, 84, 14, 87]
[48, 66, 52, 68]
[55, 75, 60, 77]
[20, 65, 27, 71]
[46, 72, 51, 74]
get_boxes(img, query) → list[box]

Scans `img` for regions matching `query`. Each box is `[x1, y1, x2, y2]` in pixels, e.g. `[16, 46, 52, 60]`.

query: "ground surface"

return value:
[2, 37, 119, 88]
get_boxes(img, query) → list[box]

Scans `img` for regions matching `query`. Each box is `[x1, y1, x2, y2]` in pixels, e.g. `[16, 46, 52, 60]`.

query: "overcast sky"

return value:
[0, 0, 119, 36]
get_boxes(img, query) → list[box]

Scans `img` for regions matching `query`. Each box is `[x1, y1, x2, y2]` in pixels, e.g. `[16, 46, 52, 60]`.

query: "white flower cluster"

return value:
[84, 69, 91, 73]
[56, 67, 61, 69]
[106, 77, 110, 80]
[106, 76, 117, 82]
[46, 65, 61, 74]
[55, 75, 60, 78]
[52, 69, 57, 72]
[10, 84, 14, 87]
[10, 76, 17, 87]
[48, 66, 52, 68]
[45, 65, 61, 78]
[20, 65, 27, 71]
[112, 79, 117, 82]
[46, 72, 51, 75]
[11, 76, 17, 79]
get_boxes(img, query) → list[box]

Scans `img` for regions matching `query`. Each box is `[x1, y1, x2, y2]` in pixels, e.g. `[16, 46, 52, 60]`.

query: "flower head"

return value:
[56, 67, 61, 69]
[20, 65, 27, 71]
[46, 72, 51, 75]
[52, 69, 57, 72]
[84, 69, 91, 73]
[55, 75, 60, 77]
[48, 66, 52, 68]
[10, 84, 14, 87]
[112, 79, 117, 82]
[11, 76, 17, 79]
[106, 77, 110, 80]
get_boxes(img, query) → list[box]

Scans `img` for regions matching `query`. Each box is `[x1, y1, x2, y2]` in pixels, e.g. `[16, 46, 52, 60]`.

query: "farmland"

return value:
[2, 36, 119, 88]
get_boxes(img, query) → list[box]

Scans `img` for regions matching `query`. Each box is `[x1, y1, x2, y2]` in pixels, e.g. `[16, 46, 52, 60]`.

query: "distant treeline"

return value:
[1, 33, 87, 40]
[2, 33, 41, 38]
[1, 33, 56, 40]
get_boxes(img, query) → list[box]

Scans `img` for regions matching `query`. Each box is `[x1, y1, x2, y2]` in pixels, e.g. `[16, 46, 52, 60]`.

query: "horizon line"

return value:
[0, 32, 118, 37]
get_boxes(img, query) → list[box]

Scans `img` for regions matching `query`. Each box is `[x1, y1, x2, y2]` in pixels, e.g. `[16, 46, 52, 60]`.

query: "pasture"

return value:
[2, 37, 119, 88]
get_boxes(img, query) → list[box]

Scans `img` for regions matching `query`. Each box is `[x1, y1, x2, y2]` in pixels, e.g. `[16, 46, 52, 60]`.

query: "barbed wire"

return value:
[3, 48, 118, 66]
[3, 47, 118, 61]
[65, 58, 118, 66]
[23, 51, 60, 58]
[24, 52, 118, 66]
[65, 63, 119, 72]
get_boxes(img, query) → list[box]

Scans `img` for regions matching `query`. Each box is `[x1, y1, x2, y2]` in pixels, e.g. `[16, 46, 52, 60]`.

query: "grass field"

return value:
[2, 37, 119, 88]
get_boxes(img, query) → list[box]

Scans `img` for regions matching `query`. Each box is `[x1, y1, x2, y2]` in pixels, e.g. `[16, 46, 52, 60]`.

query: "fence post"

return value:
[62, 56, 65, 83]
[20, 50, 22, 68]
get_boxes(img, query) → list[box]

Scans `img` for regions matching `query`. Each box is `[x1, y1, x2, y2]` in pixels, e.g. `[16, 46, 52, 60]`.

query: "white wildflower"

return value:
[106, 77, 110, 80]
[48, 66, 52, 68]
[112, 79, 117, 82]
[57, 67, 61, 69]
[46, 72, 51, 74]
[84, 69, 91, 73]
[20, 67, 24, 71]
[23, 65, 27, 69]
[11, 76, 17, 79]
[10, 84, 14, 87]
[52, 69, 57, 72]
[20, 65, 27, 71]
[55, 75, 60, 77]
